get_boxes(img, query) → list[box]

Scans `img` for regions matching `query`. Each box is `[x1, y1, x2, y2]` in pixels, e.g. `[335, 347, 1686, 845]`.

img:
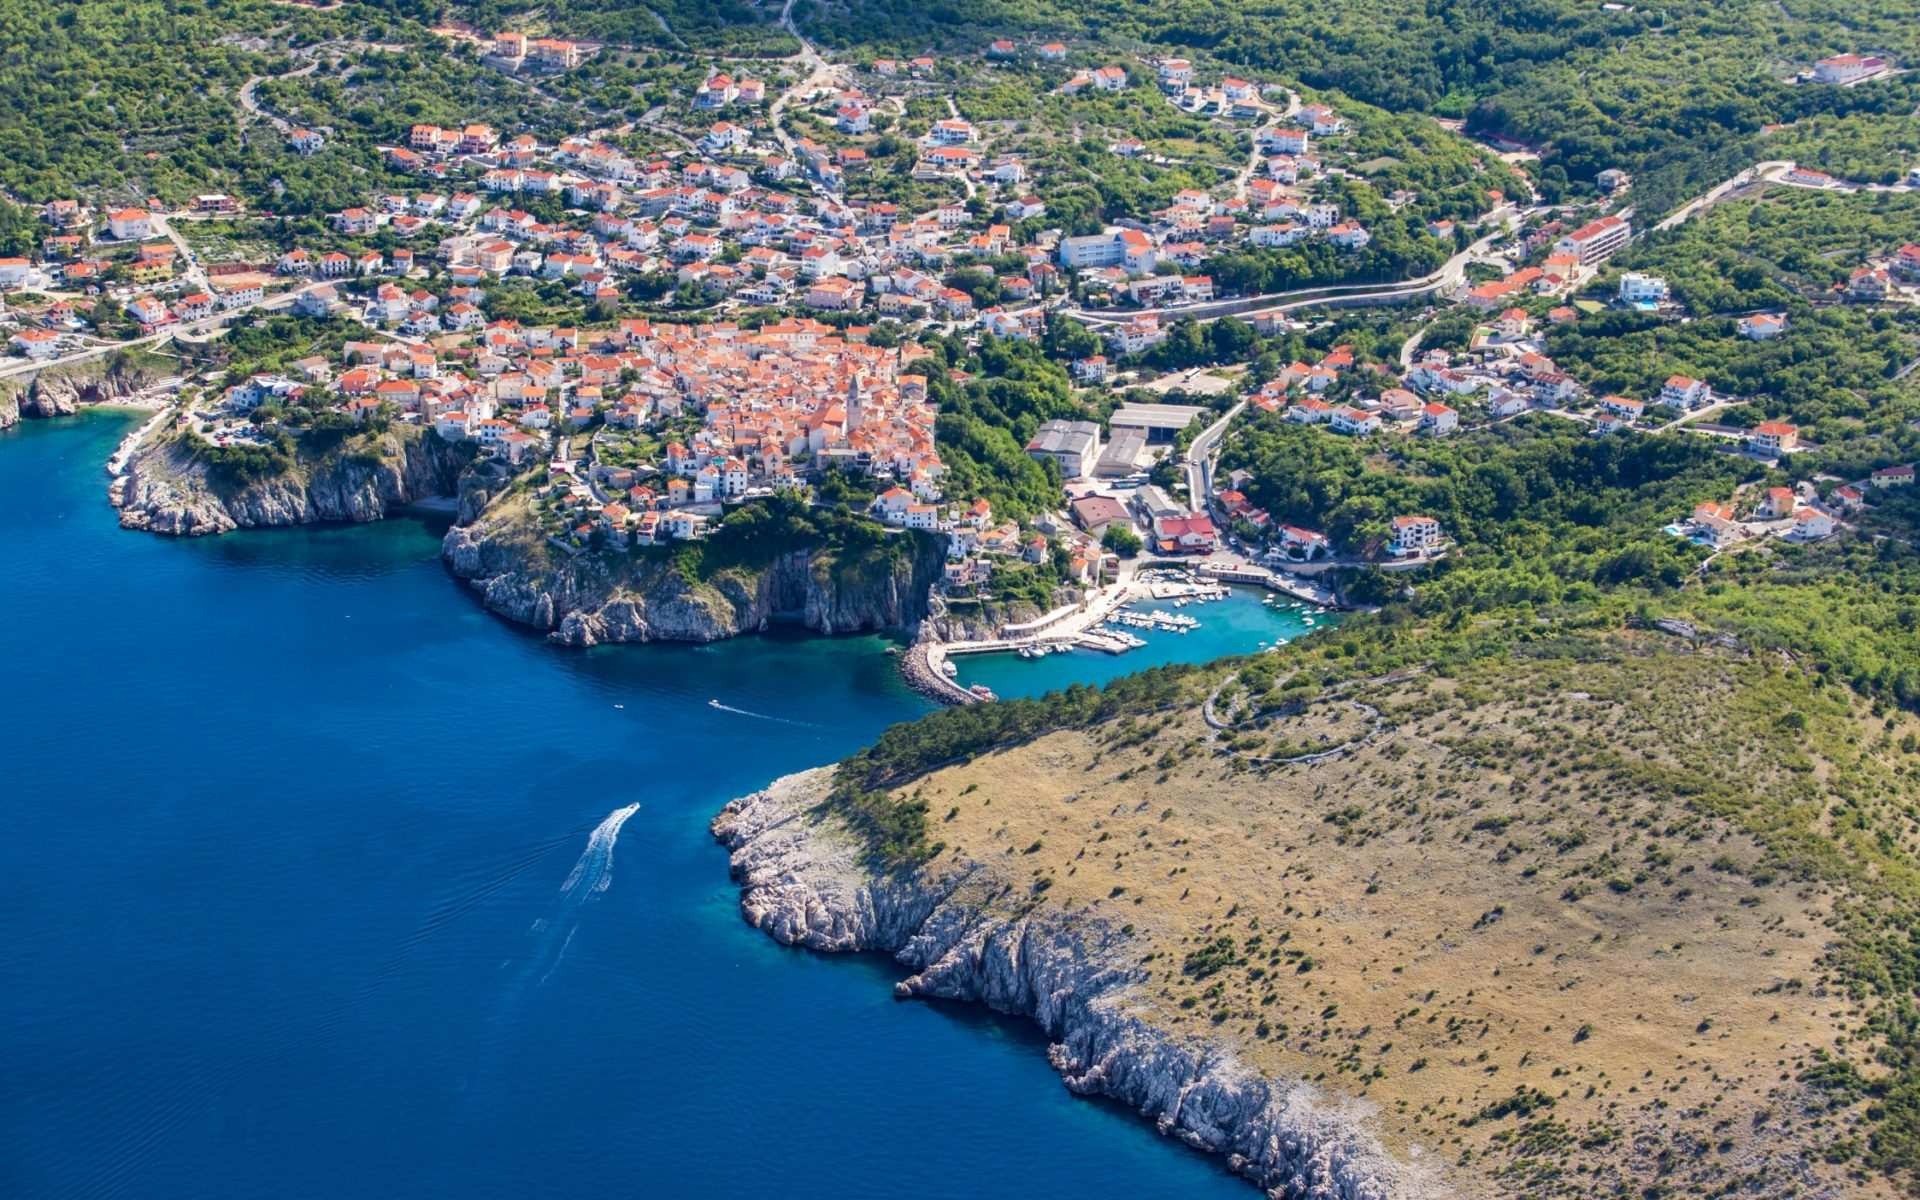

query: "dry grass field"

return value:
[862, 633, 1920, 1197]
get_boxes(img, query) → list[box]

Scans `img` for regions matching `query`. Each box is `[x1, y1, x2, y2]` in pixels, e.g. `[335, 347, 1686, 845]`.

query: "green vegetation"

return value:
[1547, 306, 1920, 442]
[795, 0, 1920, 220]
[911, 335, 1094, 522]
[1220, 413, 1749, 607]
[1101, 522, 1142, 557]
[1690, 535, 1920, 710]
[0, 0, 276, 201]
[0, 0, 638, 212]
[664, 495, 931, 585]
[1762, 111, 1920, 185]
[827, 577, 1920, 1190]
[200, 431, 298, 485]
[1613, 188, 1920, 313]
[432, 0, 796, 54]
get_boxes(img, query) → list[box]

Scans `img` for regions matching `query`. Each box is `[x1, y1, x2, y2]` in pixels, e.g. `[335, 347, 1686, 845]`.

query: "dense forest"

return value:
[0, 0, 280, 202]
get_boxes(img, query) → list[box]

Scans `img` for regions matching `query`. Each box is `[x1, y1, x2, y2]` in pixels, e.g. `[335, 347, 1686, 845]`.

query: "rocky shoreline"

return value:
[112, 425, 472, 536]
[1, 351, 174, 430]
[712, 770, 1427, 1200]
[104, 417, 950, 648]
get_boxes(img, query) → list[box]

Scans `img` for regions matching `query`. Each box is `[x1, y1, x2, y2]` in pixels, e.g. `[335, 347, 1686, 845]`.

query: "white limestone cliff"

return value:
[713, 769, 1437, 1200]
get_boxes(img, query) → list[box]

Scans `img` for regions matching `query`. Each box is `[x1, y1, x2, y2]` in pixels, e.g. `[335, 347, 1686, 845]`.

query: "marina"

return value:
[950, 585, 1338, 700]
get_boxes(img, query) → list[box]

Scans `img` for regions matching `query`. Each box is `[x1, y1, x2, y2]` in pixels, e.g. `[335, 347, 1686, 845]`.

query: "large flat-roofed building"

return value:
[1555, 215, 1631, 266]
[1026, 419, 1103, 479]
[1132, 483, 1186, 524]
[1058, 232, 1125, 269]
[1095, 425, 1148, 476]
[1110, 401, 1208, 443]
[1056, 228, 1158, 274]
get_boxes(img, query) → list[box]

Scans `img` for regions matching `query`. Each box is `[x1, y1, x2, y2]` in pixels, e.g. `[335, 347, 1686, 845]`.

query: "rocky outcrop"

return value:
[0, 351, 172, 429]
[923, 593, 1060, 643]
[713, 771, 1434, 1200]
[443, 519, 946, 646]
[114, 426, 471, 536]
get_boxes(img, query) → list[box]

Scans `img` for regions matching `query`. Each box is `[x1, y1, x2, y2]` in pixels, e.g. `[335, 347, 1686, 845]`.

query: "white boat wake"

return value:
[509, 803, 640, 992]
[707, 698, 817, 727]
[559, 802, 640, 898]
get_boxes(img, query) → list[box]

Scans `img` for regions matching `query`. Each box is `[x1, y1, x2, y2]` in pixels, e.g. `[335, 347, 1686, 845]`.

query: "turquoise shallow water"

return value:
[0, 412, 1278, 1200]
[953, 588, 1332, 697]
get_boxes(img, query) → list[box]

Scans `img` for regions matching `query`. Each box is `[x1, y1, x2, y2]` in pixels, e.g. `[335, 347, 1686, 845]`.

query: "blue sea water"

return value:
[0, 412, 1264, 1200]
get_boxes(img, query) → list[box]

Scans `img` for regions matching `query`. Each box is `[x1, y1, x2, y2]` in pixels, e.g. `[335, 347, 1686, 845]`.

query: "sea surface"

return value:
[1, 412, 1305, 1200]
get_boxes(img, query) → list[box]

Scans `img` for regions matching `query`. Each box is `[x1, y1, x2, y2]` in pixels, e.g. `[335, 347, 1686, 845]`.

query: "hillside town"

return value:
[4, 23, 1919, 621]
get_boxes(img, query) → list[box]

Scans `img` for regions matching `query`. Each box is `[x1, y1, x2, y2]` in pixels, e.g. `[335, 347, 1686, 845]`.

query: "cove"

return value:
[0, 411, 1254, 1199]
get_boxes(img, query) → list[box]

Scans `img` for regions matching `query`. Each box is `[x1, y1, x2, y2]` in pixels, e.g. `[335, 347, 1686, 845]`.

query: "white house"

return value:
[1327, 221, 1371, 250]
[106, 208, 153, 240]
[1618, 273, 1669, 304]
[1793, 508, 1838, 539]
[1659, 375, 1710, 410]
[1388, 515, 1443, 556]
[1279, 525, 1330, 560]
[1330, 406, 1381, 436]
[9, 328, 62, 359]
[1257, 127, 1310, 156]
[1419, 402, 1458, 435]
[1812, 54, 1887, 84]
[1746, 421, 1799, 457]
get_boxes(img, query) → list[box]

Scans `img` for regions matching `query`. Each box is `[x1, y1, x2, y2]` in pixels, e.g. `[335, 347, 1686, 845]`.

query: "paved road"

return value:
[1182, 400, 1245, 506]
[1397, 325, 1427, 370]
[1068, 206, 1522, 329]
[238, 56, 321, 136]
[1652, 161, 1791, 233]
[1226, 88, 1298, 202]
[147, 213, 209, 293]
[0, 283, 321, 382]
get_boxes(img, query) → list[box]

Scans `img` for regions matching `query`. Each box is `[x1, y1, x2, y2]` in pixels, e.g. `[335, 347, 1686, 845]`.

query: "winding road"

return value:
[767, 0, 839, 162]
[238, 56, 322, 136]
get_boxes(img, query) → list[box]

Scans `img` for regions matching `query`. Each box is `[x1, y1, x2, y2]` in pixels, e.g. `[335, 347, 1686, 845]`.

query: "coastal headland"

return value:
[715, 630, 1909, 1200]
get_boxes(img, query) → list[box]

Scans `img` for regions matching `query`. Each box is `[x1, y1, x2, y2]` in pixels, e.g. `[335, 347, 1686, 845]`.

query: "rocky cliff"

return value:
[443, 515, 946, 646]
[923, 592, 1069, 642]
[113, 425, 472, 536]
[713, 770, 1426, 1200]
[0, 351, 173, 429]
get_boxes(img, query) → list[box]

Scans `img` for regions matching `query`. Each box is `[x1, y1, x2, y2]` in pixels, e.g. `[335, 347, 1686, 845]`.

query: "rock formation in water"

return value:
[713, 769, 1427, 1200]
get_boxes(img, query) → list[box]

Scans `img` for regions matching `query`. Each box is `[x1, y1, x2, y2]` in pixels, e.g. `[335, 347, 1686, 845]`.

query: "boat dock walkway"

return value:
[1196, 561, 1342, 607]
